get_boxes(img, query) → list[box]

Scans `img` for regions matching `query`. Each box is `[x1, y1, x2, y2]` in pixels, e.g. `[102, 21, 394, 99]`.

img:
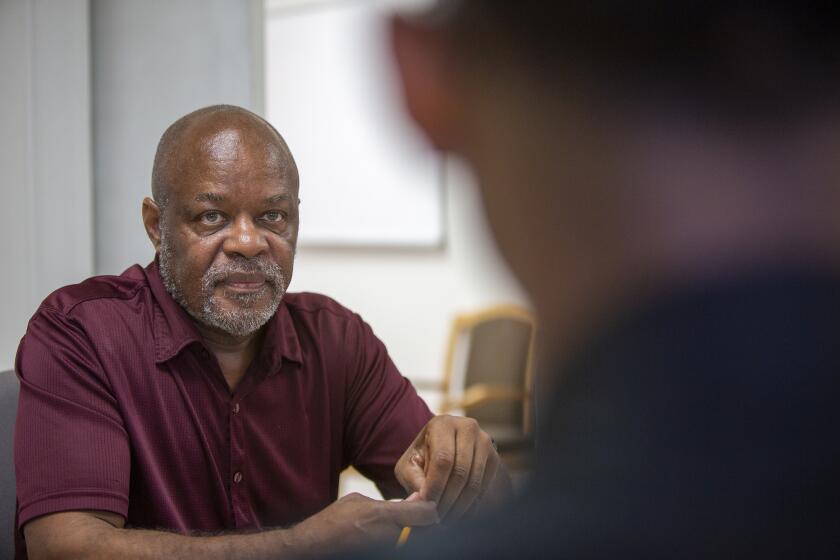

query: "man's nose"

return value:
[223, 214, 269, 258]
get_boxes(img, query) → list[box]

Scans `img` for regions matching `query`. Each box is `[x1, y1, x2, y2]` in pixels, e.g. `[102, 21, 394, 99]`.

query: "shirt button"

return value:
[233, 471, 243, 484]
[232, 403, 240, 415]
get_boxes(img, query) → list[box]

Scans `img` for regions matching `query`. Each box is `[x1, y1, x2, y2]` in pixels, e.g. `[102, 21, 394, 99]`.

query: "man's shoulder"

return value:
[280, 292, 381, 346]
[282, 292, 360, 321]
[39, 264, 150, 317]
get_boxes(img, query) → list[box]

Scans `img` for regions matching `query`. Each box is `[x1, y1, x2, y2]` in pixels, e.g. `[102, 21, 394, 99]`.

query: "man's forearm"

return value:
[26, 493, 438, 560]
[26, 512, 299, 560]
[81, 526, 294, 560]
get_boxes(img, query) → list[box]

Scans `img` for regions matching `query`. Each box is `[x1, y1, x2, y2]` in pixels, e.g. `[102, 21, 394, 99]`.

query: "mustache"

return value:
[203, 257, 285, 289]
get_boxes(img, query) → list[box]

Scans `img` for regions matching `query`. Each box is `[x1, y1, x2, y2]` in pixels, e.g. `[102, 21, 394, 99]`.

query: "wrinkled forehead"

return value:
[166, 123, 298, 201]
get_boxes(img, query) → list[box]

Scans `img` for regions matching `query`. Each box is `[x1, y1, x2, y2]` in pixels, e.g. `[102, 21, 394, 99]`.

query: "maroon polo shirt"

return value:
[13, 261, 432, 557]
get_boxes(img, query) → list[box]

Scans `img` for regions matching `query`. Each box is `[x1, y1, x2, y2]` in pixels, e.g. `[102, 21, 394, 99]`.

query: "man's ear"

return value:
[142, 197, 162, 252]
[390, 14, 462, 152]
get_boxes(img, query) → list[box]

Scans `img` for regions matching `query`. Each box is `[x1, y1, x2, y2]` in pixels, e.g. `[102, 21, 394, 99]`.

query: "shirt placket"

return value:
[229, 396, 252, 529]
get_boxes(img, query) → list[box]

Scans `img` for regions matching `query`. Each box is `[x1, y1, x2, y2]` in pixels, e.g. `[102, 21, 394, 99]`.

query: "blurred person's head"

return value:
[391, 1, 840, 347]
[142, 105, 300, 338]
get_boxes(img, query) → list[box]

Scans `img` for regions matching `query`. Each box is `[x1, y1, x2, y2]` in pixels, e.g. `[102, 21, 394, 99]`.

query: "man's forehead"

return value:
[202, 128, 245, 162]
[165, 126, 296, 195]
[170, 170, 298, 204]
[190, 124, 286, 166]
[192, 191, 294, 204]
[154, 105, 298, 201]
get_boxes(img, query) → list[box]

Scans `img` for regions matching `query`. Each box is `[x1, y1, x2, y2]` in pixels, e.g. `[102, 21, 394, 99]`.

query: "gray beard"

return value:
[158, 232, 287, 337]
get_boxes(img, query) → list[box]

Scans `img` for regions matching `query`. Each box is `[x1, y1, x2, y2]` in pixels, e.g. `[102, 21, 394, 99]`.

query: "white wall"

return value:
[0, 0, 93, 371]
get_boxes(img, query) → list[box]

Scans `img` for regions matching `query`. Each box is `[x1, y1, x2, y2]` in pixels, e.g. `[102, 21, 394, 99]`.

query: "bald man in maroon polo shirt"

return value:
[13, 105, 510, 559]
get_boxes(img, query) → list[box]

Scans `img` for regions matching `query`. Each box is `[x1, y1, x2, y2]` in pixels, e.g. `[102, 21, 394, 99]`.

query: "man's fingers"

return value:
[397, 455, 427, 494]
[384, 499, 439, 527]
[410, 416, 500, 522]
[395, 428, 429, 494]
[464, 441, 500, 519]
[436, 419, 478, 519]
[445, 430, 494, 522]
[419, 422, 456, 503]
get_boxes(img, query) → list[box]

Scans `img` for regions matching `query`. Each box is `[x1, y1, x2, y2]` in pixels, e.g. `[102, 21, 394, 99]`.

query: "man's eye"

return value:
[200, 211, 223, 224]
[263, 211, 285, 223]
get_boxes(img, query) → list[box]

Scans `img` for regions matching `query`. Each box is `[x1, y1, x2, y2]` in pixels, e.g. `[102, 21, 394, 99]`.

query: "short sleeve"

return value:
[14, 306, 130, 531]
[342, 315, 433, 499]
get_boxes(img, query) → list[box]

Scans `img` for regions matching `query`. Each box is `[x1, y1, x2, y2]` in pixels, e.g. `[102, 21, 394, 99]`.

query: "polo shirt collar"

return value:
[145, 259, 303, 368]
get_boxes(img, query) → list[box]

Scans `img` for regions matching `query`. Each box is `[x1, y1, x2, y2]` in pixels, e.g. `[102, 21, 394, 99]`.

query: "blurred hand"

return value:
[289, 492, 438, 556]
[395, 415, 503, 523]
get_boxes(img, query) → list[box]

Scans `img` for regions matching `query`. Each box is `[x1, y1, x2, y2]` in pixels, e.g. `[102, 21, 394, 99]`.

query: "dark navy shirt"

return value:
[364, 267, 840, 559]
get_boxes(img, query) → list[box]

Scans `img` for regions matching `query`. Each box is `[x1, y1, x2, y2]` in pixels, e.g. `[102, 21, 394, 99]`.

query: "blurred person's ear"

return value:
[390, 14, 462, 152]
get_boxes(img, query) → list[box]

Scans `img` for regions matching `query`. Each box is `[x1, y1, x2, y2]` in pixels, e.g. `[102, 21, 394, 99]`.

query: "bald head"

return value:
[152, 105, 298, 208]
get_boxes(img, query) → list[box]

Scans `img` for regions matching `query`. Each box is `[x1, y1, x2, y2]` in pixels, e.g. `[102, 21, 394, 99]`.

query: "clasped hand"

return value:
[293, 415, 503, 555]
[395, 414, 502, 523]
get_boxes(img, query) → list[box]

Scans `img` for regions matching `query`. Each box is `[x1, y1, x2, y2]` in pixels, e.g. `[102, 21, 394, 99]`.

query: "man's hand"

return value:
[395, 415, 509, 523]
[289, 492, 438, 556]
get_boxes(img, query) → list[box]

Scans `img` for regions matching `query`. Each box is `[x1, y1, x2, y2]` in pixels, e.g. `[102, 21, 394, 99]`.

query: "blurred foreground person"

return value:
[385, 1, 840, 557]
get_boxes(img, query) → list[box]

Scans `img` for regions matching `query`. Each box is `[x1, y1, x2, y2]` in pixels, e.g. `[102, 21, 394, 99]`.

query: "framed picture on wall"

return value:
[265, 0, 445, 248]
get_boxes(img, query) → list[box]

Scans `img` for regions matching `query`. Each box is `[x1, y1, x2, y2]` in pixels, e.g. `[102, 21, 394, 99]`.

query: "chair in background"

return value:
[1, 369, 19, 558]
[438, 305, 536, 469]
